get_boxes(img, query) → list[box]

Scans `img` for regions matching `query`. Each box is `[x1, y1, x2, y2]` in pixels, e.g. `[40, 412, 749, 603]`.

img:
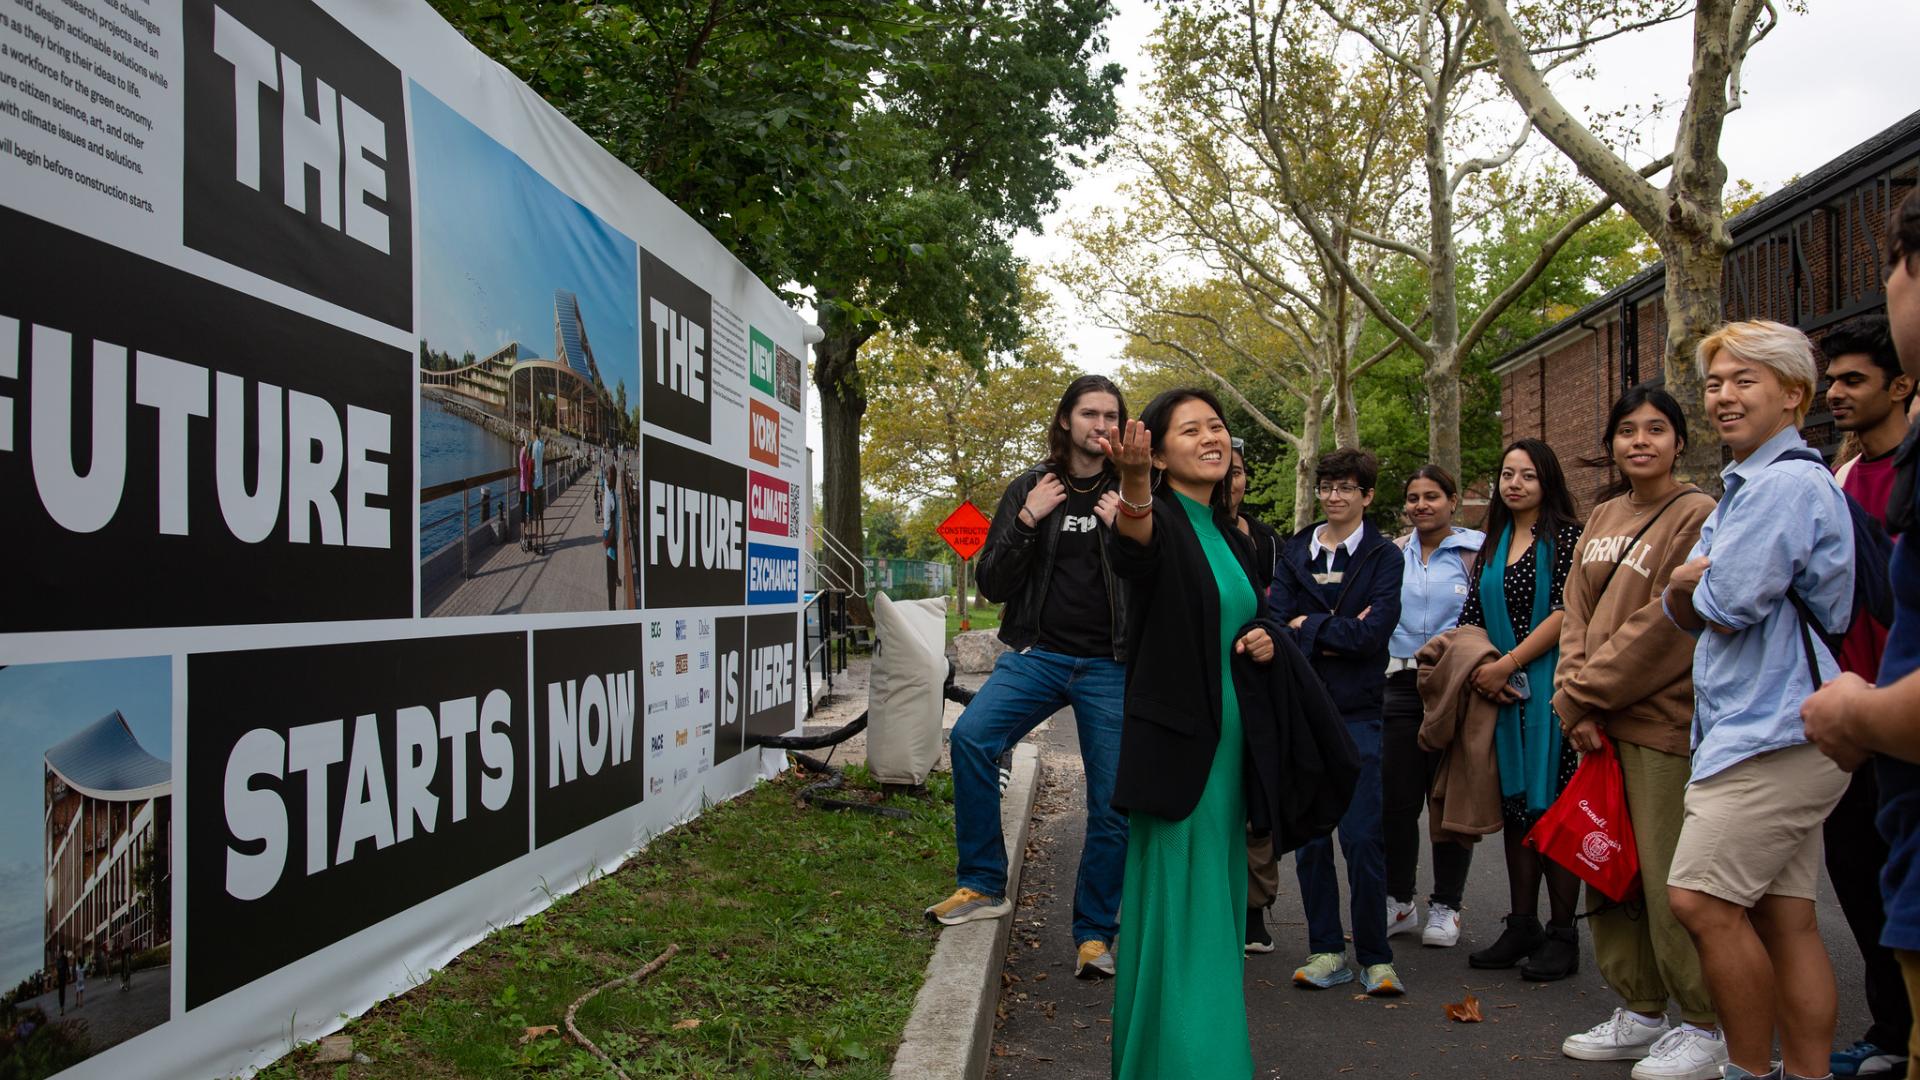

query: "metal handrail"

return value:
[811, 525, 866, 594]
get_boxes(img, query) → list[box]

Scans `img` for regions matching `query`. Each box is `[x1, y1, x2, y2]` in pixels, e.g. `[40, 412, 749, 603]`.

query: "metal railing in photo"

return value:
[418, 453, 583, 583]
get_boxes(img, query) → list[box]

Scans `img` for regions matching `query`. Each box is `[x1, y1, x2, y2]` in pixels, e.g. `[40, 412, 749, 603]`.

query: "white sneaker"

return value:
[1562, 1007, 1670, 1061]
[1630, 1026, 1728, 1080]
[1386, 898, 1420, 938]
[1422, 902, 1461, 947]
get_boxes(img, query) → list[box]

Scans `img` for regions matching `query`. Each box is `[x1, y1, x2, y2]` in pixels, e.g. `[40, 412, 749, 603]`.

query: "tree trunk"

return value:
[1295, 393, 1326, 531]
[1662, 233, 1729, 492]
[1331, 370, 1359, 450]
[812, 311, 869, 607]
[1423, 65, 1465, 483]
[1426, 351, 1462, 480]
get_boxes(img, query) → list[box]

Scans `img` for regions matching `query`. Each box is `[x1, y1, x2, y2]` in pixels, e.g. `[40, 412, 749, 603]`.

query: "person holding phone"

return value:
[1459, 439, 1584, 981]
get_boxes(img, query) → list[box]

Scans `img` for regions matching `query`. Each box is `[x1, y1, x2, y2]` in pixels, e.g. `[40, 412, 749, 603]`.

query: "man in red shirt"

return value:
[1822, 313, 1914, 1079]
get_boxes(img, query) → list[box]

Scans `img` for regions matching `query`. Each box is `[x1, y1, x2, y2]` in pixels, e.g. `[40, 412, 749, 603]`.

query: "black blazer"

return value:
[1232, 621, 1357, 851]
[1110, 494, 1268, 821]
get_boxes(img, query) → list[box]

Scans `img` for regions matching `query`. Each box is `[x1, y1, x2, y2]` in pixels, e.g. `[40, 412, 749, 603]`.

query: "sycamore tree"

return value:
[1467, 0, 1793, 486]
[862, 288, 1078, 609]
[809, 0, 1122, 598]
[1058, 5, 1420, 526]
[1236, 0, 1678, 479]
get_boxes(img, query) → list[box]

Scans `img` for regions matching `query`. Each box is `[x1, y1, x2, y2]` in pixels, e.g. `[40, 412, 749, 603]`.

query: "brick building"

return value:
[1493, 110, 1920, 512]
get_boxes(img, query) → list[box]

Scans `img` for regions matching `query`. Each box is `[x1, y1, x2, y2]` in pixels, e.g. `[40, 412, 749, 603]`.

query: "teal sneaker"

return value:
[1363, 962, 1406, 997]
[1291, 951, 1353, 989]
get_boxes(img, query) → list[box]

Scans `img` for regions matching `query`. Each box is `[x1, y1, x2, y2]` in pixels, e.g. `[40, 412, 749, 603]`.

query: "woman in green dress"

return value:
[1103, 387, 1277, 1079]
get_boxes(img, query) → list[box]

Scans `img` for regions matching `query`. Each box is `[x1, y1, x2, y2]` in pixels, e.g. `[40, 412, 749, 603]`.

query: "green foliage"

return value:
[427, 0, 916, 291]
[254, 771, 958, 1079]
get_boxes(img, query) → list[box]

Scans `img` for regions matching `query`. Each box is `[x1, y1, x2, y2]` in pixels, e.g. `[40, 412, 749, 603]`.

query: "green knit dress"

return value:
[1111, 491, 1257, 1079]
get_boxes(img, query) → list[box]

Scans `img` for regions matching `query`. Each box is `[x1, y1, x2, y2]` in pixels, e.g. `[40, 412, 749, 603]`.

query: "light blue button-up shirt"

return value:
[1683, 423, 1854, 781]
[1389, 526, 1485, 660]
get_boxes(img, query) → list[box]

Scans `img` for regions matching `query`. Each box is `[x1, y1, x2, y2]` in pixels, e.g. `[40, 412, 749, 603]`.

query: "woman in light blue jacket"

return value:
[1382, 465, 1484, 947]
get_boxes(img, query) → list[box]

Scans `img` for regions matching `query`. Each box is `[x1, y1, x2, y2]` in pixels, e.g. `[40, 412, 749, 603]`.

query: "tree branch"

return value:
[1457, 152, 1674, 360]
[1464, 0, 1667, 234]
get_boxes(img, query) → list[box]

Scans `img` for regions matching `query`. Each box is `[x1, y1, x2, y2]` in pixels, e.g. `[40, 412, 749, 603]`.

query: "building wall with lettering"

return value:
[0, 0, 809, 1074]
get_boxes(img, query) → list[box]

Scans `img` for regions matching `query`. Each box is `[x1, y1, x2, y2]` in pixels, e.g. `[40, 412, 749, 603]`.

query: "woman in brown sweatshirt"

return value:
[1552, 386, 1724, 1080]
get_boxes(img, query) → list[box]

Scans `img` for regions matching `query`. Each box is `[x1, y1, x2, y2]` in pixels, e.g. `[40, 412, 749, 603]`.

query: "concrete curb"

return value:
[890, 739, 1043, 1080]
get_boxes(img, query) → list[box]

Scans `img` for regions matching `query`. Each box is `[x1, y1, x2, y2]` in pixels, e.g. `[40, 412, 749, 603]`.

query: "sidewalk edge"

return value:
[890, 740, 1043, 1080]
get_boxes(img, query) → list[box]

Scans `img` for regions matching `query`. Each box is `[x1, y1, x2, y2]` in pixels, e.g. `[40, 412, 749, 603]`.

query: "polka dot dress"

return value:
[1459, 521, 1583, 831]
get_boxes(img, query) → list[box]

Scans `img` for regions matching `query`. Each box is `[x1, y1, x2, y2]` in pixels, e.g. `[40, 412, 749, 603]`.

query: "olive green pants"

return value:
[1588, 739, 1715, 1024]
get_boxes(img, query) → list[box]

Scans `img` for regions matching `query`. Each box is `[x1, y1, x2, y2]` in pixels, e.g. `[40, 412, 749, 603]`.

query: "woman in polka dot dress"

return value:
[1458, 438, 1585, 981]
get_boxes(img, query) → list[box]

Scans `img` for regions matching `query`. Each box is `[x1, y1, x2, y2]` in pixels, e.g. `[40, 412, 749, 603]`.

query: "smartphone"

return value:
[1507, 670, 1531, 700]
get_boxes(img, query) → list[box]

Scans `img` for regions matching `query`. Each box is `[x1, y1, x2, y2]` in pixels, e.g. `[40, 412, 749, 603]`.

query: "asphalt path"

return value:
[988, 716, 1875, 1079]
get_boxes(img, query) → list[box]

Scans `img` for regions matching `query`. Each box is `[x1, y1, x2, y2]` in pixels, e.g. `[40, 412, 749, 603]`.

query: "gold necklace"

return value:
[1065, 472, 1103, 494]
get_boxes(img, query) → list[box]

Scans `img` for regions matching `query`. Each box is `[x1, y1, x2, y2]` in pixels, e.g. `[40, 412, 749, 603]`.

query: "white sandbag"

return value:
[867, 592, 950, 785]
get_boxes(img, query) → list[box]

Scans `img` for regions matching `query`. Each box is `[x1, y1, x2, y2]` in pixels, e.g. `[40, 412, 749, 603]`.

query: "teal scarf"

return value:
[1479, 524, 1561, 814]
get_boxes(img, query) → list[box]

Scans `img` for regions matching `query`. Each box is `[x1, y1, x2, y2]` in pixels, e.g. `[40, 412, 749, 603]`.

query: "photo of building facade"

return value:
[43, 711, 171, 972]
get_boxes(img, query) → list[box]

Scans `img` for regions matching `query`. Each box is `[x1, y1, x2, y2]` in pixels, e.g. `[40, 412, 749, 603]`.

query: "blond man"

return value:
[1663, 320, 1857, 1080]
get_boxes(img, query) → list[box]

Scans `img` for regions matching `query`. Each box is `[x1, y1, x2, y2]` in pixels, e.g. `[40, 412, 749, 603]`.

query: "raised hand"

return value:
[1098, 419, 1153, 481]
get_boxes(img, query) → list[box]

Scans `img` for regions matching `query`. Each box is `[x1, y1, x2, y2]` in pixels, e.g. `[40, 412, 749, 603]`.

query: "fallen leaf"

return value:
[1443, 994, 1483, 1023]
[518, 1026, 557, 1045]
[672, 1018, 702, 1031]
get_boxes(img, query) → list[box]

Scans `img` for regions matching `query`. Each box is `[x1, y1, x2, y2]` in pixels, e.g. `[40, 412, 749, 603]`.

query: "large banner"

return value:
[0, 0, 810, 1074]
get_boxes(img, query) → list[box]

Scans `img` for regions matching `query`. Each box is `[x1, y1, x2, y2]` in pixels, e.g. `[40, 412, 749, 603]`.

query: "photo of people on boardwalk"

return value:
[412, 86, 643, 618]
[0, 657, 171, 1075]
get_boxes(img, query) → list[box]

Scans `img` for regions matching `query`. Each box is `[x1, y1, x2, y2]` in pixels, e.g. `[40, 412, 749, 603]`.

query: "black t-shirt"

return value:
[1034, 479, 1114, 658]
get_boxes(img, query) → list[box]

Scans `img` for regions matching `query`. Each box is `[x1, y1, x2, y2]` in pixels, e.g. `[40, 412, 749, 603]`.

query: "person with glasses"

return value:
[1264, 448, 1406, 995]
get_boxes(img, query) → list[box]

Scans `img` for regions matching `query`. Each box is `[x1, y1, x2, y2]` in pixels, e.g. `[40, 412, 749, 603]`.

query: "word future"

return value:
[4, 317, 391, 545]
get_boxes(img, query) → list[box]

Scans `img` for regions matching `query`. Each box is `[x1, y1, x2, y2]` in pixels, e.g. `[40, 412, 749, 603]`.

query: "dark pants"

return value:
[1382, 670, 1472, 909]
[606, 553, 619, 610]
[1826, 764, 1913, 1050]
[1295, 712, 1390, 966]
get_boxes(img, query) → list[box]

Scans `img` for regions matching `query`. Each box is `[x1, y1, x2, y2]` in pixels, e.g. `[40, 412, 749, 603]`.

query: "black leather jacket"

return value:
[974, 463, 1128, 662]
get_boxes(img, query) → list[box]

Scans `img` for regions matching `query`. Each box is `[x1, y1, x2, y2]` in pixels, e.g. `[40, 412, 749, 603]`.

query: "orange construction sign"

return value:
[937, 501, 992, 561]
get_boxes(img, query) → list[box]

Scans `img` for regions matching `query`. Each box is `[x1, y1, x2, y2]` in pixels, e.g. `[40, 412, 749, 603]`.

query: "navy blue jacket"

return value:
[1268, 518, 1401, 719]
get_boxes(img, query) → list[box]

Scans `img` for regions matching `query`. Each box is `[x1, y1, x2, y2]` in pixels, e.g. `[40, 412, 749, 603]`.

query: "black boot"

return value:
[1520, 923, 1580, 982]
[1245, 907, 1274, 954]
[1468, 913, 1544, 969]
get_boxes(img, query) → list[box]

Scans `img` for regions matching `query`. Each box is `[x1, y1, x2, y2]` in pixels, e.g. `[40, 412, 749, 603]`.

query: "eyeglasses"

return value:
[1315, 482, 1366, 497]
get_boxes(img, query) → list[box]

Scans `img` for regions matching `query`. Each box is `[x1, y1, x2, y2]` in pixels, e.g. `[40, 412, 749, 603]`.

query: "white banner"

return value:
[0, 0, 811, 1074]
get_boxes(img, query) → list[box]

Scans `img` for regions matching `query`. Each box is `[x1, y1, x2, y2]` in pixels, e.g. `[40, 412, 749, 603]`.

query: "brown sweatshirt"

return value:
[1551, 486, 1717, 756]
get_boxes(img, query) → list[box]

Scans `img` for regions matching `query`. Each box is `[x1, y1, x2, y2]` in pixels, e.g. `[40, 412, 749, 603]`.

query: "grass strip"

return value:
[259, 765, 957, 1079]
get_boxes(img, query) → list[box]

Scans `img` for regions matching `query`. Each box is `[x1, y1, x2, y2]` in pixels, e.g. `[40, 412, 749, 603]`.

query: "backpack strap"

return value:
[1784, 586, 1830, 690]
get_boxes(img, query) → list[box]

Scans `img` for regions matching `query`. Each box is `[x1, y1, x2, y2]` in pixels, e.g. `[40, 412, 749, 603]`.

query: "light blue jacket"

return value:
[1389, 526, 1485, 660]
[1682, 424, 1854, 780]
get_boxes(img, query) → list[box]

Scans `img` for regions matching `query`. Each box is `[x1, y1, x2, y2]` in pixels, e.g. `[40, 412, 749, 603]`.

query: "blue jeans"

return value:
[951, 648, 1126, 945]
[1294, 713, 1389, 966]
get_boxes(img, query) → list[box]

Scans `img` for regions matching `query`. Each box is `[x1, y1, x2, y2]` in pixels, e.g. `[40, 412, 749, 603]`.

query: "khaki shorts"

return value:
[1667, 742, 1849, 906]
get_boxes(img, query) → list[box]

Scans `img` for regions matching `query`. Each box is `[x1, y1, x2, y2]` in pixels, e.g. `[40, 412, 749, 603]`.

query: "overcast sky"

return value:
[810, 0, 1920, 493]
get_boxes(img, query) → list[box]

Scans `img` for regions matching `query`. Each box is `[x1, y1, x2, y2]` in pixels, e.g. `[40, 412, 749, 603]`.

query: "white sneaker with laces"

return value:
[1562, 1007, 1670, 1061]
[1422, 902, 1461, 947]
[1630, 1026, 1728, 1080]
[1386, 898, 1419, 938]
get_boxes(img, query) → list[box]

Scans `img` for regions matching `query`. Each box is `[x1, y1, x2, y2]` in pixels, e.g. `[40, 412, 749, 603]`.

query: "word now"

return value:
[546, 672, 636, 787]
[223, 691, 515, 901]
[2, 316, 391, 545]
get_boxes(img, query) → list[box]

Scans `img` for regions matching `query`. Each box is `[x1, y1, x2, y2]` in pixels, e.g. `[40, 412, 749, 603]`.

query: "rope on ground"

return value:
[562, 943, 680, 1079]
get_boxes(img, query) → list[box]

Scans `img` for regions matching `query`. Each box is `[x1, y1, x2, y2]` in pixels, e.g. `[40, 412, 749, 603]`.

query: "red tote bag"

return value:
[1523, 736, 1641, 902]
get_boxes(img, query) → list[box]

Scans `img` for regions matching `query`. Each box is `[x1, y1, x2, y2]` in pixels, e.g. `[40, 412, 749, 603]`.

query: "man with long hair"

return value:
[926, 374, 1132, 981]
